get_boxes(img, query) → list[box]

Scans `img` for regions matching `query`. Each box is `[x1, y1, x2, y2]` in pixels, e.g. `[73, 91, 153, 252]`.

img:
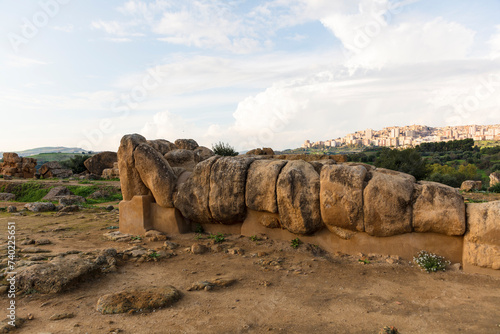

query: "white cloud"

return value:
[6, 56, 48, 67]
[53, 24, 74, 33]
[489, 25, 500, 59]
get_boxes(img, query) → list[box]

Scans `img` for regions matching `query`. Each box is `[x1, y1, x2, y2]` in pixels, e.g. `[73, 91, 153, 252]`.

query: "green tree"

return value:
[374, 148, 429, 180]
[212, 142, 239, 156]
[60, 155, 91, 174]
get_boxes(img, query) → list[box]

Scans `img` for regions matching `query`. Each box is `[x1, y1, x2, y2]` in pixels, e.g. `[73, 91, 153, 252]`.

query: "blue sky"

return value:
[1, 0, 500, 152]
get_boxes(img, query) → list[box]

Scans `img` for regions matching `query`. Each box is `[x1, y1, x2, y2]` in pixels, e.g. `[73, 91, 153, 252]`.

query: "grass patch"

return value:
[7, 182, 51, 202]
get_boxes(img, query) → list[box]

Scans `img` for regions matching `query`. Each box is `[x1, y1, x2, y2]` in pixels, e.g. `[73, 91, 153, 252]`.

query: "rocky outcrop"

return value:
[0, 193, 16, 201]
[134, 143, 177, 208]
[42, 186, 72, 201]
[320, 164, 367, 233]
[246, 147, 275, 156]
[84, 151, 117, 176]
[117, 134, 150, 201]
[25, 202, 56, 212]
[413, 181, 465, 235]
[490, 172, 500, 187]
[102, 162, 120, 179]
[165, 149, 197, 170]
[147, 139, 177, 155]
[460, 180, 482, 192]
[174, 139, 199, 150]
[193, 146, 215, 163]
[174, 156, 219, 223]
[277, 160, 322, 235]
[464, 201, 500, 270]
[0, 152, 37, 178]
[39, 161, 73, 179]
[363, 170, 413, 237]
[246, 160, 287, 214]
[209, 157, 255, 224]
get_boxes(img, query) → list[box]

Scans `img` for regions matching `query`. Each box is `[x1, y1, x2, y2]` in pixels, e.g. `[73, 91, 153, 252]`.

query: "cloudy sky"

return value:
[1, 0, 500, 152]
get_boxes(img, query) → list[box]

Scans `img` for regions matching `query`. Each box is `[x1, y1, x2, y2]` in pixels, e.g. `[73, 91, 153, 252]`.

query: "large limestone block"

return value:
[83, 151, 117, 175]
[134, 143, 177, 208]
[363, 170, 414, 237]
[413, 181, 466, 235]
[245, 159, 287, 214]
[147, 139, 177, 155]
[490, 172, 500, 187]
[209, 157, 255, 224]
[117, 134, 150, 200]
[174, 139, 199, 151]
[320, 164, 367, 232]
[277, 160, 323, 235]
[460, 180, 482, 192]
[464, 201, 500, 269]
[174, 156, 219, 224]
[164, 149, 197, 170]
[193, 146, 214, 163]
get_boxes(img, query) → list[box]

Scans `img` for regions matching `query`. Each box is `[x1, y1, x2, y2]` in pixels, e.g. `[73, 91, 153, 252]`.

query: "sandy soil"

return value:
[0, 205, 499, 334]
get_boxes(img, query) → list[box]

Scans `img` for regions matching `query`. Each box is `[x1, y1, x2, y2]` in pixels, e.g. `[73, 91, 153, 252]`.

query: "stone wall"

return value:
[117, 134, 500, 275]
[0, 153, 36, 178]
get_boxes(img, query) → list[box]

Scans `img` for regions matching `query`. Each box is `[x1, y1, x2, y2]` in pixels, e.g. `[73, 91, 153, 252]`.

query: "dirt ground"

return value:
[0, 203, 500, 334]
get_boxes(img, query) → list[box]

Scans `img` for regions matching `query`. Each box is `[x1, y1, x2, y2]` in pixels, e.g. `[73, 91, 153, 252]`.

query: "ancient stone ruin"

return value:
[0, 153, 37, 178]
[118, 134, 500, 275]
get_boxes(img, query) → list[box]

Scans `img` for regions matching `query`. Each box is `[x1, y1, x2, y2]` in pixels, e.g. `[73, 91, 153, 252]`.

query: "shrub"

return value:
[489, 183, 500, 193]
[212, 142, 239, 156]
[208, 233, 225, 243]
[60, 154, 91, 174]
[379, 326, 399, 334]
[413, 250, 450, 273]
[290, 238, 302, 249]
[374, 148, 429, 180]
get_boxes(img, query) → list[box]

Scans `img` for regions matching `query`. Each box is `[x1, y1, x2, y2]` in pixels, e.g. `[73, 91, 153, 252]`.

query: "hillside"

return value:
[0, 146, 88, 159]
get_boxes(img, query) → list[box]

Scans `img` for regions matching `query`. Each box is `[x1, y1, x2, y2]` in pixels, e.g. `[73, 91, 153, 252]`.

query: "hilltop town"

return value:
[303, 124, 500, 149]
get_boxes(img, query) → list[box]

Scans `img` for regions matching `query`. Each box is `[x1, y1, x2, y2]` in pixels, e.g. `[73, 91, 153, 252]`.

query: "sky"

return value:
[1, 0, 500, 152]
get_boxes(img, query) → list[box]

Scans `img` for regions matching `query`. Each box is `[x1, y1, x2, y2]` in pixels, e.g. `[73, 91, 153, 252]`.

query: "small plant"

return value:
[194, 223, 204, 234]
[195, 234, 203, 240]
[106, 226, 119, 230]
[358, 258, 370, 264]
[208, 233, 225, 243]
[413, 250, 450, 273]
[149, 251, 160, 259]
[131, 235, 142, 241]
[212, 142, 239, 156]
[379, 326, 399, 334]
[249, 235, 260, 242]
[290, 238, 301, 249]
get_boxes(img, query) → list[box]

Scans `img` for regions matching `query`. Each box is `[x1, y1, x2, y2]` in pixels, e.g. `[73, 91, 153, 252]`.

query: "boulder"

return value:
[117, 134, 150, 200]
[59, 195, 85, 206]
[0, 152, 36, 178]
[96, 286, 181, 314]
[194, 146, 215, 163]
[276, 160, 322, 235]
[16, 255, 101, 293]
[164, 149, 197, 170]
[246, 160, 287, 214]
[83, 151, 117, 176]
[320, 164, 367, 232]
[209, 157, 255, 224]
[102, 163, 120, 179]
[39, 161, 73, 179]
[464, 201, 500, 269]
[490, 172, 500, 187]
[25, 202, 56, 212]
[147, 139, 177, 155]
[174, 139, 199, 150]
[174, 156, 220, 224]
[42, 186, 72, 201]
[460, 180, 482, 192]
[363, 170, 414, 237]
[134, 143, 177, 208]
[0, 193, 15, 201]
[309, 159, 336, 175]
[413, 181, 466, 235]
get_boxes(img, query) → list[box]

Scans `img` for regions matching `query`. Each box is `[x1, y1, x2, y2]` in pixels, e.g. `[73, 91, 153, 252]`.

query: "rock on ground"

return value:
[84, 151, 117, 176]
[460, 180, 482, 192]
[187, 278, 236, 291]
[25, 202, 56, 212]
[0, 193, 15, 201]
[96, 286, 181, 314]
[42, 186, 72, 201]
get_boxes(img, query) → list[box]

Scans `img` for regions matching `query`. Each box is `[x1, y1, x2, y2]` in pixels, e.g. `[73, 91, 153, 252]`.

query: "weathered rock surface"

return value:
[246, 160, 287, 214]
[147, 139, 177, 155]
[59, 195, 85, 206]
[246, 147, 274, 156]
[363, 170, 414, 237]
[84, 151, 117, 176]
[460, 180, 482, 192]
[174, 139, 199, 151]
[25, 202, 56, 212]
[464, 201, 500, 269]
[16, 255, 101, 293]
[320, 164, 367, 232]
[309, 160, 336, 175]
[39, 161, 73, 178]
[187, 278, 236, 291]
[193, 146, 215, 163]
[489, 172, 500, 187]
[413, 181, 466, 235]
[134, 143, 177, 208]
[102, 162, 120, 179]
[117, 134, 150, 201]
[96, 286, 181, 314]
[0, 152, 36, 178]
[42, 186, 72, 201]
[174, 156, 219, 223]
[209, 157, 255, 224]
[164, 149, 197, 170]
[277, 160, 322, 235]
[0, 193, 15, 201]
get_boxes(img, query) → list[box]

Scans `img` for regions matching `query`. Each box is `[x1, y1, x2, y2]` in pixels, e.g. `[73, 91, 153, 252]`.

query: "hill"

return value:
[0, 147, 89, 159]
